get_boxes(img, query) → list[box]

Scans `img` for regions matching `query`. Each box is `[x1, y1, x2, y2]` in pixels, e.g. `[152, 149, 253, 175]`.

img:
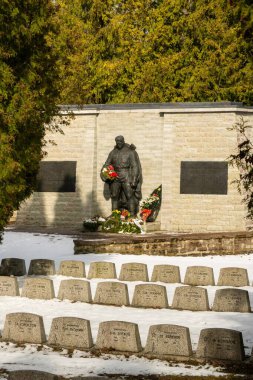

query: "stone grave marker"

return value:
[119, 263, 149, 282]
[87, 262, 116, 279]
[217, 267, 249, 287]
[151, 265, 181, 283]
[212, 288, 251, 313]
[0, 258, 26, 276]
[184, 266, 215, 286]
[0, 276, 19, 296]
[2, 312, 46, 344]
[57, 279, 92, 303]
[132, 284, 168, 308]
[9, 371, 58, 380]
[28, 259, 56, 276]
[22, 278, 55, 300]
[48, 317, 93, 350]
[58, 260, 85, 278]
[196, 328, 245, 361]
[96, 321, 142, 352]
[144, 324, 192, 357]
[94, 281, 129, 306]
[172, 286, 210, 311]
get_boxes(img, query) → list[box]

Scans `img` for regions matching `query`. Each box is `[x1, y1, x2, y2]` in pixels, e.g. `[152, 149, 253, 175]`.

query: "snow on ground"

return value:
[0, 229, 253, 378]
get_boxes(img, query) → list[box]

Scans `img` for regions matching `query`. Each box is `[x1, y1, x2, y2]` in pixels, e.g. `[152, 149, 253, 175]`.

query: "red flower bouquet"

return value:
[101, 165, 118, 182]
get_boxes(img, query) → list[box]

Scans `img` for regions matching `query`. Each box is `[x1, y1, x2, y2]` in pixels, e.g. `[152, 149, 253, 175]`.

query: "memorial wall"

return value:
[16, 102, 253, 233]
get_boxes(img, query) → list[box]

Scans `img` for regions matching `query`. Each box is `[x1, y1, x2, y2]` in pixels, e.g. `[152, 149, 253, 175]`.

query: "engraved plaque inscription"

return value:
[180, 161, 228, 195]
[36, 161, 76, 192]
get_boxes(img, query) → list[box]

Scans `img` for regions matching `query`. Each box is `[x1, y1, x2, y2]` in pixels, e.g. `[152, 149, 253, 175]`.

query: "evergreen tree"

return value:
[55, 0, 253, 105]
[0, 0, 63, 240]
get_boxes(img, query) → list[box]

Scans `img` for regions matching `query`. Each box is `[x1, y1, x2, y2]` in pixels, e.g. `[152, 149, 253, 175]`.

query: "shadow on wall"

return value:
[16, 192, 47, 227]
[53, 175, 104, 229]
[16, 176, 106, 230]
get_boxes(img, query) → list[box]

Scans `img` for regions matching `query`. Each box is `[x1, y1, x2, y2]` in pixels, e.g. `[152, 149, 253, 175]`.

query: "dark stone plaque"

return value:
[36, 161, 76, 192]
[180, 161, 228, 195]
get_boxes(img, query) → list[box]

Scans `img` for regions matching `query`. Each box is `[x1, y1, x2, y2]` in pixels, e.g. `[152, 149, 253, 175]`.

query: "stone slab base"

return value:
[74, 231, 253, 256]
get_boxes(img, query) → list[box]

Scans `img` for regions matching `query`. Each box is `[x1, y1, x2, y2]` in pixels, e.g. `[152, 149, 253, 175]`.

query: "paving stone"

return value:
[0, 258, 26, 276]
[96, 320, 142, 352]
[94, 281, 129, 306]
[57, 279, 92, 303]
[9, 370, 58, 380]
[58, 260, 85, 277]
[22, 277, 55, 300]
[48, 317, 93, 350]
[28, 259, 56, 275]
[172, 286, 210, 311]
[2, 312, 46, 344]
[145, 324, 192, 357]
[151, 264, 181, 283]
[119, 263, 149, 282]
[131, 284, 168, 308]
[0, 276, 19, 296]
[196, 328, 245, 361]
[184, 266, 215, 286]
[212, 288, 251, 312]
[87, 262, 116, 279]
[217, 267, 249, 287]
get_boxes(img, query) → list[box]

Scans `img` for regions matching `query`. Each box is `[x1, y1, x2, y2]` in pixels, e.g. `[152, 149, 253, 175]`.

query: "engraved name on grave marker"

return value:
[151, 265, 181, 283]
[145, 324, 192, 358]
[2, 312, 46, 344]
[184, 266, 215, 286]
[212, 288, 251, 313]
[0, 276, 19, 296]
[96, 321, 142, 352]
[48, 317, 93, 350]
[58, 260, 85, 278]
[94, 281, 129, 306]
[87, 262, 116, 279]
[217, 267, 249, 287]
[196, 328, 245, 361]
[22, 278, 55, 300]
[172, 286, 210, 311]
[57, 279, 92, 303]
[119, 263, 149, 282]
[132, 284, 168, 309]
[28, 259, 56, 276]
[0, 258, 26, 276]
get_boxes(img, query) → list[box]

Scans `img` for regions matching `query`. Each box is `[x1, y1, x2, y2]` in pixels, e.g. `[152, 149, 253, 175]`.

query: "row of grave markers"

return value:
[0, 276, 251, 312]
[0, 258, 252, 287]
[0, 312, 249, 362]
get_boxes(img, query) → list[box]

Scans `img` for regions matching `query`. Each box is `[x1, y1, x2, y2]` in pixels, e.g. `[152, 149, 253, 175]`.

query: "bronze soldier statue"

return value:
[101, 136, 142, 216]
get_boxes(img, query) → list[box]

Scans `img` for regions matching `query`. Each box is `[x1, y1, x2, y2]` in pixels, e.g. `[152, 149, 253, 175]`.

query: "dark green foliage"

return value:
[228, 117, 253, 219]
[0, 0, 62, 240]
[54, 0, 253, 105]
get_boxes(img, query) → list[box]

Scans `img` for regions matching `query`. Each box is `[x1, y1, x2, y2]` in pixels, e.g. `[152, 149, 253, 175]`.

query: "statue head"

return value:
[115, 135, 125, 150]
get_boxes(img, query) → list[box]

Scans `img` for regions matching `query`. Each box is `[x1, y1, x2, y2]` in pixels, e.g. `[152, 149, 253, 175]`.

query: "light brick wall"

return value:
[162, 111, 251, 232]
[16, 104, 253, 232]
[16, 113, 97, 227]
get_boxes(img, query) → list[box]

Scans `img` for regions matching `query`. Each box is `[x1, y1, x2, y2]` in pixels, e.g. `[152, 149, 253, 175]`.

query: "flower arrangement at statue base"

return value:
[140, 185, 162, 222]
[83, 210, 143, 234]
[101, 210, 142, 234]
